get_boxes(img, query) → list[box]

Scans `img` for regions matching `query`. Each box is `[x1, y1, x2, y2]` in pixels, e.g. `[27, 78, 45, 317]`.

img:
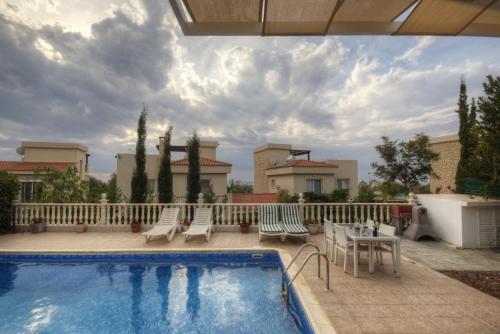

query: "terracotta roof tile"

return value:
[232, 193, 279, 203]
[266, 159, 337, 169]
[171, 157, 231, 166]
[0, 161, 75, 171]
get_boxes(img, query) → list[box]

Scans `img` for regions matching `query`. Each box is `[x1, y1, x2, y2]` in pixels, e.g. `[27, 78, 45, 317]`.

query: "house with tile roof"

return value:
[0, 141, 89, 202]
[116, 139, 231, 202]
[253, 143, 358, 198]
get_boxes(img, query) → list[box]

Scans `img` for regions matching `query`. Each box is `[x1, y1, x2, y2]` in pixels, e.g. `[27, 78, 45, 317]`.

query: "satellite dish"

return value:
[286, 154, 295, 161]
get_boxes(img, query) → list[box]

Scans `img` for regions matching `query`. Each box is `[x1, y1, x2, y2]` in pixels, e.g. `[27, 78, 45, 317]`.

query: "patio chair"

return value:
[282, 204, 309, 241]
[333, 224, 367, 273]
[376, 223, 397, 271]
[258, 205, 282, 241]
[324, 218, 335, 261]
[143, 207, 180, 243]
[183, 207, 213, 242]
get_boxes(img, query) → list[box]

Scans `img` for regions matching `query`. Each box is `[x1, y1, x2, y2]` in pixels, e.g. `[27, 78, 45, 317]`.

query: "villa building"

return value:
[0, 141, 89, 202]
[253, 143, 358, 198]
[116, 138, 231, 202]
[429, 134, 460, 194]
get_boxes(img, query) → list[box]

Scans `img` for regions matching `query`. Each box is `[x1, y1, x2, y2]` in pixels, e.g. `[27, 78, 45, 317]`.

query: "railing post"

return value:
[99, 193, 108, 225]
[197, 193, 204, 207]
[298, 193, 305, 223]
[11, 199, 19, 231]
[408, 192, 417, 205]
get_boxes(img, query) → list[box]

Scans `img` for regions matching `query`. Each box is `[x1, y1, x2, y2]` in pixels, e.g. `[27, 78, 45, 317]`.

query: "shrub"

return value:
[0, 171, 20, 232]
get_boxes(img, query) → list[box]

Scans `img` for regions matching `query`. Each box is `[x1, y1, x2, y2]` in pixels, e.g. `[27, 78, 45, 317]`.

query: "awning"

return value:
[170, 0, 500, 37]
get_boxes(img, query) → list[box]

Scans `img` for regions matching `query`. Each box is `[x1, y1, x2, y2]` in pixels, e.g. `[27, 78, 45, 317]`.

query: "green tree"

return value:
[203, 185, 217, 203]
[371, 134, 439, 193]
[356, 181, 376, 203]
[454, 79, 480, 193]
[158, 125, 173, 203]
[107, 173, 123, 203]
[130, 107, 148, 203]
[33, 167, 88, 203]
[88, 176, 107, 203]
[0, 171, 20, 232]
[186, 132, 201, 203]
[477, 75, 500, 193]
[227, 179, 253, 193]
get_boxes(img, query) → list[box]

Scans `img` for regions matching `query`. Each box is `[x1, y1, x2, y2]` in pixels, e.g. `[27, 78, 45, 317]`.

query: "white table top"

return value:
[342, 224, 399, 242]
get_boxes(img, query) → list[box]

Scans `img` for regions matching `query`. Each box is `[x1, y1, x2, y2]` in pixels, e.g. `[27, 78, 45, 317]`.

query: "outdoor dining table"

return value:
[343, 224, 401, 278]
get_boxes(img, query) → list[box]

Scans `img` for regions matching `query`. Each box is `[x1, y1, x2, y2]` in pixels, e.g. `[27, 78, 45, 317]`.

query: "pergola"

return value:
[169, 0, 500, 37]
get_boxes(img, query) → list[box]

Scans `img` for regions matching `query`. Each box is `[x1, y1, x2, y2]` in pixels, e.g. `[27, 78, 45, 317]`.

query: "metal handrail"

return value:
[281, 243, 320, 292]
[282, 252, 330, 304]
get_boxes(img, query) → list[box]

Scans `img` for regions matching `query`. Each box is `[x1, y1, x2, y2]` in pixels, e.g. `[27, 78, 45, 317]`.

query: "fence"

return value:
[13, 193, 412, 228]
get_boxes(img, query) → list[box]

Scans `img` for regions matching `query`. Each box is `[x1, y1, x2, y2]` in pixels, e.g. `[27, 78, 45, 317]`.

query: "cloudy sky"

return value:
[1, 0, 500, 183]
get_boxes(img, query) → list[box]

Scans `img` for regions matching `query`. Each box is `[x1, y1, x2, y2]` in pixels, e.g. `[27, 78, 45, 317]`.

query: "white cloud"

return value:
[394, 36, 436, 64]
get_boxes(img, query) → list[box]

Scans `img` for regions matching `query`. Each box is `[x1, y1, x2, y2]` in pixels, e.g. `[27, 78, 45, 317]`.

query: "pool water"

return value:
[0, 252, 312, 334]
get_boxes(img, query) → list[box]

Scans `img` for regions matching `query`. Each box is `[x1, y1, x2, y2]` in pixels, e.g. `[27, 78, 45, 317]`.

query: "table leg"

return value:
[368, 241, 374, 274]
[354, 241, 358, 277]
[396, 240, 401, 277]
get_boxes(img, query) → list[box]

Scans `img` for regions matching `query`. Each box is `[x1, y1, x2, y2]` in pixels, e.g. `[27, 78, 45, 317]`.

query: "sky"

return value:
[1, 0, 500, 183]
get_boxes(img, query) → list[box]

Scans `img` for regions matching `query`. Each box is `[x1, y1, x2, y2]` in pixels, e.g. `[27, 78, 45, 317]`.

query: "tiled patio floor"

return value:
[1, 231, 500, 334]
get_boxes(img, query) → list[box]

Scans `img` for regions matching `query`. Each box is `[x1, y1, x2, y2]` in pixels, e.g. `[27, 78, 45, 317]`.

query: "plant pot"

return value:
[74, 224, 86, 233]
[30, 222, 46, 234]
[308, 224, 319, 235]
[240, 223, 250, 234]
[131, 223, 141, 233]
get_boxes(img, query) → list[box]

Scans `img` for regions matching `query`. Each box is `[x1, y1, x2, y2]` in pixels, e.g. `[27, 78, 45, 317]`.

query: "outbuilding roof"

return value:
[265, 159, 338, 170]
[0, 161, 75, 172]
[171, 157, 232, 166]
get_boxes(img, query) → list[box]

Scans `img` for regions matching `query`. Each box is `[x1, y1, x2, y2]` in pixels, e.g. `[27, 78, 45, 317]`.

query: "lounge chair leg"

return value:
[343, 249, 347, 273]
[334, 245, 338, 265]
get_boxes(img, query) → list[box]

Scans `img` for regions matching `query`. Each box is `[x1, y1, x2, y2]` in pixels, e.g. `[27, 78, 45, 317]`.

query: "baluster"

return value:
[61, 205, 66, 224]
[386, 205, 390, 222]
[251, 206, 255, 225]
[339, 205, 344, 223]
[305, 206, 310, 221]
[221, 205, 226, 225]
[233, 205, 238, 225]
[153, 205, 157, 224]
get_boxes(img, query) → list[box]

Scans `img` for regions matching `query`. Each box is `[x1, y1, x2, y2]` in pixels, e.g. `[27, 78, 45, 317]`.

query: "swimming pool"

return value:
[0, 251, 313, 334]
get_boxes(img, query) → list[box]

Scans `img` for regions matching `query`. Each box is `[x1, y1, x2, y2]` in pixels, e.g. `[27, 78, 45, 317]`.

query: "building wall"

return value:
[253, 144, 292, 193]
[429, 134, 460, 193]
[116, 154, 159, 200]
[173, 173, 228, 199]
[327, 160, 358, 197]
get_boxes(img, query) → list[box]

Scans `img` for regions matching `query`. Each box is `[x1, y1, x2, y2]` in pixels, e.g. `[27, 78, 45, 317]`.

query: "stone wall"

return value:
[429, 134, 460, 194]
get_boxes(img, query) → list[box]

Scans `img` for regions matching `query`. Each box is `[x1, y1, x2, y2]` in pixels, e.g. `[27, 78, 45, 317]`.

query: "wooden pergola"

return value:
[169, 0, 500, 37]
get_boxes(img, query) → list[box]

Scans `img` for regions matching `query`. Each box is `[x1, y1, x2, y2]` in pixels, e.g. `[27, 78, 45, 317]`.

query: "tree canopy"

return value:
[130, 107, 148, 203]
[33, 167, 88, 203]
[186, 132, 201, 203]
[158, 125, 173, 203]
[371, 133, 439, 193]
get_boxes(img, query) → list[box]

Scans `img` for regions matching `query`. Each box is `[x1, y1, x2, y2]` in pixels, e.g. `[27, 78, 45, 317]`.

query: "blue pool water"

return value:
[0, 252, 312, 334]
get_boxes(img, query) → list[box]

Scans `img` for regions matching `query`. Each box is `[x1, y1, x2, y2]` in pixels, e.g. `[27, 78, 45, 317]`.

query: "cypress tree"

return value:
[131, 107, 148, 203]
[186, 132, 201, 203]
[455, 79, 470, 193]
[158, 125, 173, 203]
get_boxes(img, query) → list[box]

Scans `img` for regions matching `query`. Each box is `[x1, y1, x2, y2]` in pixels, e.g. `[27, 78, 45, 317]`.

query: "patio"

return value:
[1, 231, 499, 334]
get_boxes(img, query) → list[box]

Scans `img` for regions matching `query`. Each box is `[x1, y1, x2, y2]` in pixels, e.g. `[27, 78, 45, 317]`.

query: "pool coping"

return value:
[0, 247, 336, 334]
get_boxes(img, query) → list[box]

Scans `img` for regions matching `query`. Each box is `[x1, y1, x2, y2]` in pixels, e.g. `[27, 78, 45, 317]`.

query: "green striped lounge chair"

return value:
[282, 205, 309, 241]
[258, 205, 282, 241]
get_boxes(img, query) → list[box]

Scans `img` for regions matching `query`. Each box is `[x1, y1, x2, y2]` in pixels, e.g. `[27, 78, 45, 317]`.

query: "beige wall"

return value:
[116, 154, 159, 201]
[327, 160, 359, 197]
[158, 139, 218, 160]
[429, 134, 460, 194]
[253, 143, 292, 193]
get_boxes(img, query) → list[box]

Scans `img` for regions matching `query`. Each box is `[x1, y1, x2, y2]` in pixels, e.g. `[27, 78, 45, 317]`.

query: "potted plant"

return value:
[305, 219, 319, 235]
[30, 218, 46, 233]
[131, 219, 141, 233]
[240, 219, 250, 233]
[74, 220, 86, 233]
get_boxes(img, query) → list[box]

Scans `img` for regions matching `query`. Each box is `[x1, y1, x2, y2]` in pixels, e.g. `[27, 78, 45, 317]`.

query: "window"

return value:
[147, 179, 156, 194]
[20, 181, 42, 202]
[271, 179, 276, 188]
[306, 179, 322, 194]
[337, 178, 350, 190]
[200, 179, 210, 193]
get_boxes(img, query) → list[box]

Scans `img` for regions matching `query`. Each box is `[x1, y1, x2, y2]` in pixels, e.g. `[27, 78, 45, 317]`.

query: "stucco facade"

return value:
[116, 140, 231, 202]
[253, 143, 358, 197]
[429, 134, 460, 194]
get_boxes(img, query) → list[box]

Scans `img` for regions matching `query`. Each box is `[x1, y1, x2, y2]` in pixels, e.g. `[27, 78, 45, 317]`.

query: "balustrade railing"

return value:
[13, 197, 410, 227]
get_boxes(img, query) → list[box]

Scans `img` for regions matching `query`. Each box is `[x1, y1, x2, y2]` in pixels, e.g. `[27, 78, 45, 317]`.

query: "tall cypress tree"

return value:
[158, 125, 173, 203]
[186, 132, 201, 203]
[131, 107, 148, 203]
[455, 79, 471, 193]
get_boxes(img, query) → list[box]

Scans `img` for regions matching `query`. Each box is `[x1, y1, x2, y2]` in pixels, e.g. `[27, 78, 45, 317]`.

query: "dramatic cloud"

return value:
[1, 0, 500, 183]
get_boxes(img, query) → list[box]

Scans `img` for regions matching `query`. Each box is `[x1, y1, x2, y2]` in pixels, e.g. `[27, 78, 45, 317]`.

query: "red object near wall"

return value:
[390, 205, 412, 220]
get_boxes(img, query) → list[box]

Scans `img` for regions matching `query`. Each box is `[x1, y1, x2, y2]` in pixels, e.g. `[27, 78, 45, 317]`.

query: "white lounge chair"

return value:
[282, 204, 309, 241]
[258, 205, 282, 241]
[183, 207, 213, 241]
[143, 207, 180, 243]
